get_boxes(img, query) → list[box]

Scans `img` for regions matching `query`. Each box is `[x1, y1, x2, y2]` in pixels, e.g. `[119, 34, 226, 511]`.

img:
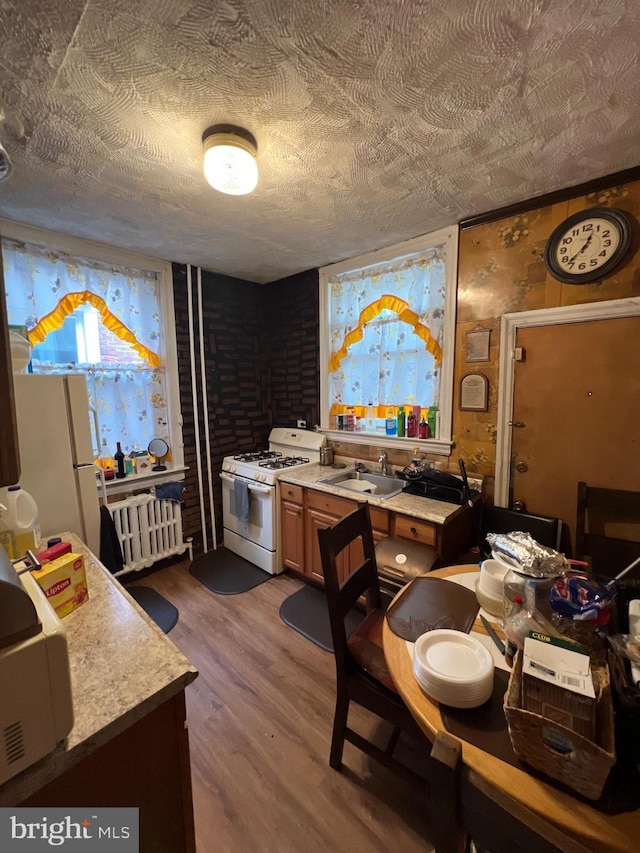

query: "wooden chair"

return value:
[575, 481, 640, 580]
[317, 503, 428, 779]
[457, 504, 562, 563]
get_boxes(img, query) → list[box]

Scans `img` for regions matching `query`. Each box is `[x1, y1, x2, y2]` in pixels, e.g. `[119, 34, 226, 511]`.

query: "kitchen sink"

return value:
[316, 469, 405, 500]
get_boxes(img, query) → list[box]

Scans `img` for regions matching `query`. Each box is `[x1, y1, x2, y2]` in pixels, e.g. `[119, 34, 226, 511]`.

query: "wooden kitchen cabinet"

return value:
[0, 239, 21, 487]
[280, 481, 474, 582]
[280, 483, 305, 572]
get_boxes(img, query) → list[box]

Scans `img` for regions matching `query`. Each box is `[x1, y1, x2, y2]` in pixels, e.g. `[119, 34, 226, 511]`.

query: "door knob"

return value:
[515, 461, 528, 473]
[508, 420, 525, 428]
[512, 500, 526, 512]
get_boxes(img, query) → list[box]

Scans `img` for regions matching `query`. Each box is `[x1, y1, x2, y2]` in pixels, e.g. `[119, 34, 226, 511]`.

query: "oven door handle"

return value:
[220, 471, 272, 494]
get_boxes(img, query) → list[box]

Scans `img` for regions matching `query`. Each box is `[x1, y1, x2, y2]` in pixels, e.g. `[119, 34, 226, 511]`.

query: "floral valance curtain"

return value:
[2, 238, 161, 365]
[328, 249, 446, 413]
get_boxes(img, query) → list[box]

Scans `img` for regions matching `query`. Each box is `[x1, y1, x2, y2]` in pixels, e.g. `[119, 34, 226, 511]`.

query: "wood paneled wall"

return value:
[452, 178, 640, 487]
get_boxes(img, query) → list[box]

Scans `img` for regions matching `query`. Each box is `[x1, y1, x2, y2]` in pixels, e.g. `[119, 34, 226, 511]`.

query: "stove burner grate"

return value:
[259, 456, 310, 470]
[234, 450, 281, 463]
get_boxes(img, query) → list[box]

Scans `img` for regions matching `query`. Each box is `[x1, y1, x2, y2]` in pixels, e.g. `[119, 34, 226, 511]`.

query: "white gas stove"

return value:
[220, 428, 325, 573]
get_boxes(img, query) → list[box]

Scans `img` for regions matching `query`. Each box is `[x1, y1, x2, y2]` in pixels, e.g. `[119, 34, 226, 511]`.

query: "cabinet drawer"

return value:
[280, 483, 303, 504]
[392, 514, 437, 547]
[307, 490, 356, 518]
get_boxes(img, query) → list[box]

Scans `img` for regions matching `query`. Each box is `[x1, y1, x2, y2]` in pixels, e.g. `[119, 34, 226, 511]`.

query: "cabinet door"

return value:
[0, 241, 20, 487]
[281, 499, 304, 572]
[305, 507, 348, 585]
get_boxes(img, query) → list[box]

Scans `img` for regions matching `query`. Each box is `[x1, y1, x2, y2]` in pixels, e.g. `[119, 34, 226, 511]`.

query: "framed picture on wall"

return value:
[459, 372, 489, 412]
[465, 328, 491, 362]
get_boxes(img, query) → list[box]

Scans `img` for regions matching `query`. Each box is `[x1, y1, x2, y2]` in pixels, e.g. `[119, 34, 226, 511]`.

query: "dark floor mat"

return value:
[189, 547, 272, 595]
[279, 584, 365, 652]
[127, 586, 179, 634]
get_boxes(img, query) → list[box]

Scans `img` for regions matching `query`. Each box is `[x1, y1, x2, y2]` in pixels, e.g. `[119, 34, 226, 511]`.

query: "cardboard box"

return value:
[522, 633, 596, 739]
[31, 552, 89, 618]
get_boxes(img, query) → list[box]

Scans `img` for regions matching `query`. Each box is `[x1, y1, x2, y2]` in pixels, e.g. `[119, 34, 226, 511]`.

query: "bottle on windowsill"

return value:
[114, 441, 126, 479]
[419, 415, 429, 439]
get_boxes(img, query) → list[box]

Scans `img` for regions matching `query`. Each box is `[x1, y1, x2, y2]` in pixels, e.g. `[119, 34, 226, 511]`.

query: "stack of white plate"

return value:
[475, 558, 509, 616]
[413, 629, 495, 708]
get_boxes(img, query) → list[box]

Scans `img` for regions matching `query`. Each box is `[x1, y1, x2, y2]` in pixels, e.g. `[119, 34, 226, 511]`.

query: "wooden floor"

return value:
[128, 554, 437, 853]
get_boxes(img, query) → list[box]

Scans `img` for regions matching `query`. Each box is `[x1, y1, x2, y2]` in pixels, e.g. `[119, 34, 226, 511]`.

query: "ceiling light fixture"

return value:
[202, 124, 258, 196]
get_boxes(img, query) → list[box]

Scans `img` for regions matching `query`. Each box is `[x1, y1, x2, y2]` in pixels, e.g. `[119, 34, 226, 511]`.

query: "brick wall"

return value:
[261, 268, 320, 430]
[172, 264, 320, 549]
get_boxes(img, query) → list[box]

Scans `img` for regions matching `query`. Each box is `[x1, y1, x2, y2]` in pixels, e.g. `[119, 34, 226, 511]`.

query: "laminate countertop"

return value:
[0, 532, 198, 806]
[277, 460, 472, 526]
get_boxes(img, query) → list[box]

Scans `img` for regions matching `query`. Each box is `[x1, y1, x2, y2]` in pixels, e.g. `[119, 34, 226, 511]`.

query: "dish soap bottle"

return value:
[419, 413, 429, 439]
[397, 406, 406, 438]
[385, 408, 397, 436]
[407, 410, 417, 437]
[427, 405, 438, 440]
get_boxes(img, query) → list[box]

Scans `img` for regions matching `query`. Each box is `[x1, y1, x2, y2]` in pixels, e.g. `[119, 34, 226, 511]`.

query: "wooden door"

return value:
[510, 316, 640, 552]
[281, 499, 304, 572]
[305, 508, 348, 584]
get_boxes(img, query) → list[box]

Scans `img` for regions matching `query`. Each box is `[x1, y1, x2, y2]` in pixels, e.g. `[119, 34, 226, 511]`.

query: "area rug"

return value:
[279, 584, 365, 652]
[189, 547, 272, 595]
[127, 586, 179, 634]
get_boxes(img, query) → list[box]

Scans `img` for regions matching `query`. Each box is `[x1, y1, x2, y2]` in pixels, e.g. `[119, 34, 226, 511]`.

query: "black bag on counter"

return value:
[398, 468, 477, 505]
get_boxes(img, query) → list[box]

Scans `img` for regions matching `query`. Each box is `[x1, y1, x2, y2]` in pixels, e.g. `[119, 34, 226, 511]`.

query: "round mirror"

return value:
[148, 438, 169, 471]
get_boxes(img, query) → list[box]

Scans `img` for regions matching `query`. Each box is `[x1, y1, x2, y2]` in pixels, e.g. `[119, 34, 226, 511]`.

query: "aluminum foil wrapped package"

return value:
[485, 531, 569, 578]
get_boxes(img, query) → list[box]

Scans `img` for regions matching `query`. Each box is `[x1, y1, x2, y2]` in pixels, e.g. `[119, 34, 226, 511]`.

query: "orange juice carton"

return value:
[31, 552, 89, 618]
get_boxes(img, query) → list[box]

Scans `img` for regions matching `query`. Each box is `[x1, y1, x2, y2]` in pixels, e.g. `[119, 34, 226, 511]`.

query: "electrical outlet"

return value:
[297, 419, 307, 429]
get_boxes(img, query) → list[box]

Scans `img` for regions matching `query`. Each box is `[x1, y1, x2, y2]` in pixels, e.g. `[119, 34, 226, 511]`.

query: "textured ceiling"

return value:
[0, 0, 638, 283]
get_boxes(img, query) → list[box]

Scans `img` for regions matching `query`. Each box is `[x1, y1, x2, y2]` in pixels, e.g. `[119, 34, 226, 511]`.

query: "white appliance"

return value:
[221, 427, 325, 574]
[10, 374, 101, 555]
[0, 547, 74, 784]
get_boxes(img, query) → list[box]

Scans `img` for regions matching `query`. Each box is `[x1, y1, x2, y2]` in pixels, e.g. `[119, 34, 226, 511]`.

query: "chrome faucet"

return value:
[378, 450, 389, 476]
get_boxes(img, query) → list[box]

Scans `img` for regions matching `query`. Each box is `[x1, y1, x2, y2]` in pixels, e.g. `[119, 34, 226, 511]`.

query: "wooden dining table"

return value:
[382, 564, 640, 853]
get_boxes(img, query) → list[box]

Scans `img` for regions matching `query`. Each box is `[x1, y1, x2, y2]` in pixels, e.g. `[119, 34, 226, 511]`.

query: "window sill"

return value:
[318, 429, 453, 456]
[98, 466, 188, 498]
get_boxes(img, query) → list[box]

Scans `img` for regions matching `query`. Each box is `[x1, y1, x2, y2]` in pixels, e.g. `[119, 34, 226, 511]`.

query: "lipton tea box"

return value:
[31, 552, 89, 618]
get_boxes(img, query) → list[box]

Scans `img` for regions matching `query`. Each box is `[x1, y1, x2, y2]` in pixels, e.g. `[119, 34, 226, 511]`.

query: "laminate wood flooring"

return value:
[128, 557, 436, 853]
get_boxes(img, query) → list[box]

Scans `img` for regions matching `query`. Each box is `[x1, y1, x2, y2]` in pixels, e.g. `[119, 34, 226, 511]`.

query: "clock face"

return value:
[544, 207, 633, 284]
[554, 217, 620, 274]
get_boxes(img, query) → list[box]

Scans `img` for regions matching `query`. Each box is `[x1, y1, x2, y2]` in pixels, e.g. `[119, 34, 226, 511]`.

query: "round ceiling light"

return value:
[202, 125, 258, 196]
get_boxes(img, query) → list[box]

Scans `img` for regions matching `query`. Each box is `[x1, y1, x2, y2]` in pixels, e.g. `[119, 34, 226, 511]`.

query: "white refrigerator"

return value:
[10, 374, 101, 556]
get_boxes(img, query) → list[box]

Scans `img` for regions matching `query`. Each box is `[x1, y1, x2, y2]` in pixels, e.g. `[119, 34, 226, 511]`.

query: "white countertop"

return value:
[0, 533, 197, 805]
[278, 460, 469, 525]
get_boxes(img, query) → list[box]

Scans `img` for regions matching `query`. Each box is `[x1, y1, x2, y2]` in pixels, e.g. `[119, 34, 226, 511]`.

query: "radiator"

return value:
[108, 494, 193, 574]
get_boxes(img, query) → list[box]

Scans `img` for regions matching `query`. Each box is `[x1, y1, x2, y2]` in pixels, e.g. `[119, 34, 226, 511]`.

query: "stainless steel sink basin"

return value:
[317, 469, 405, 500]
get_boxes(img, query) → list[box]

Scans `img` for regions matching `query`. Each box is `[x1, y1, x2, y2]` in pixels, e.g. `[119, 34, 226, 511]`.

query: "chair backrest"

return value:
[481, 505, 562, 553]
[317, 503, 382, 674]
[575, 481, 640, 579]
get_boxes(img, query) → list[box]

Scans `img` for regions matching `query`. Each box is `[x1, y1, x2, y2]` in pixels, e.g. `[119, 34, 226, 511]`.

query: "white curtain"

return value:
[2, 238, 161, 363]
[328, 249, 446, 413]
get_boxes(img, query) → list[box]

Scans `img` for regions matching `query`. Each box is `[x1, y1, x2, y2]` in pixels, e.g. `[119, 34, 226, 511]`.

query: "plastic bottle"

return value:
[366, 403, 376, 432]
[0, 504, 16, 559]
[4, 486, 41, 555]
[99, 438, 115, 480]
[407, 410, 417, 438]
[397, 406, 406, 438]
[115, 441, 126, 479]
[428, 405, 438, 440]
[385, 408, 397, 436]
[419, 415, 429, 439]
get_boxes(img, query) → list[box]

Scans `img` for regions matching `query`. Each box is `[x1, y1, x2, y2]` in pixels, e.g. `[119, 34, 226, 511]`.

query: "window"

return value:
[1, 222, 183, 471]
[319, 226, 458, 452]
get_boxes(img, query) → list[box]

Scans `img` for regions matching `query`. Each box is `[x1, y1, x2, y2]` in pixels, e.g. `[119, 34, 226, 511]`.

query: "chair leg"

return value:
[329, 693, 349, 770]
[384, 725, 401, 757]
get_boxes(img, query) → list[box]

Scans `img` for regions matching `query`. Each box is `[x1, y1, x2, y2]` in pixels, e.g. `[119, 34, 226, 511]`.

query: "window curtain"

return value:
[328, 249, 446, 415]
[2, 238, 161, 365]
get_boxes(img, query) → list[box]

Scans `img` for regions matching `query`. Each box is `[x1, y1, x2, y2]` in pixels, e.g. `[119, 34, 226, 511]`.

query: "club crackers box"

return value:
[31, 552, 89, 618]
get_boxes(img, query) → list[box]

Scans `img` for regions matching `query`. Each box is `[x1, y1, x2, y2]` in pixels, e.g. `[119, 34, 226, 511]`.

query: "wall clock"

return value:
[544, 207, 633, 284]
